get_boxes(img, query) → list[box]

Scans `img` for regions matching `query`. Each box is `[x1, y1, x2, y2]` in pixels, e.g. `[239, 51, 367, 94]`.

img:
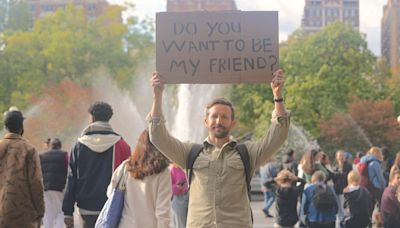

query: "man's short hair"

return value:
[206, 98, 235, 120]
[50, 138, 62, 150]
[3, 110, 24, 133]
[88, 101, 113, 122]
[311, 170, 326, 183]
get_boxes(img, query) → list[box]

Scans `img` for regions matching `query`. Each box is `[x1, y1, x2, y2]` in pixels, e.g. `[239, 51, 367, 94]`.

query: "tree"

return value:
[281, 22, 377, 136]
[230, 22, 378, 140]
[319, 99, 400, 154]
[24, 79, 93, 149]
[0, 4, 154, 110]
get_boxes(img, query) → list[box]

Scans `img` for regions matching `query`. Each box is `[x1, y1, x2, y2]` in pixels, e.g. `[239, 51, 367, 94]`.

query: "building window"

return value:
[87, 4, 96, 11]
[42, 5, 53, 12]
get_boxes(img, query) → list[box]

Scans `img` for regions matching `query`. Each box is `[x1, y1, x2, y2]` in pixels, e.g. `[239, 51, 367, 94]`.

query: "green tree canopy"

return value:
[281, 22, 378, 136]
[0, 4, 154, 110]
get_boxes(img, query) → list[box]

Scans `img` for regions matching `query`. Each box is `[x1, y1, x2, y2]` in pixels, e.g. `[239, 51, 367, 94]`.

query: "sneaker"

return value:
[266, 212, 273, 218]
[262, 208, 273, 218]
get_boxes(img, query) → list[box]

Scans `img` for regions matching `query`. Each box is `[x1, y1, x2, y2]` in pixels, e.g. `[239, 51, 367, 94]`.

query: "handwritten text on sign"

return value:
[156, 11, 279, 84]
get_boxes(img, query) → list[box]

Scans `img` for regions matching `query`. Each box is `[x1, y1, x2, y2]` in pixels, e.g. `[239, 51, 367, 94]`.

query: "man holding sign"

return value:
[147, 69, 289, 227]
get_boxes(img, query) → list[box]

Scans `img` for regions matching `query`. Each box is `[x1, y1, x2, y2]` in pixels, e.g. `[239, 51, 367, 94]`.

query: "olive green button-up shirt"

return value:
[148, 111, 290, 228]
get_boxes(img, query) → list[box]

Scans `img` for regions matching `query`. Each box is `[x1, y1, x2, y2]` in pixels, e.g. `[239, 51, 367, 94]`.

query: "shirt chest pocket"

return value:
[226, 158, 245, 185]
[192, 161, 210, 185]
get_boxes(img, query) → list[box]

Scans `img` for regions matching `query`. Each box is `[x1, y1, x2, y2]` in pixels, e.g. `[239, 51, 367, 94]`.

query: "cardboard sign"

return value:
[156, 11, 279, 84]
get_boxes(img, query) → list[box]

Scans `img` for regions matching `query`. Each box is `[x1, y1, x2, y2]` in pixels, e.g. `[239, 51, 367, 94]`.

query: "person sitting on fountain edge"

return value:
[147, 69, 290, 228]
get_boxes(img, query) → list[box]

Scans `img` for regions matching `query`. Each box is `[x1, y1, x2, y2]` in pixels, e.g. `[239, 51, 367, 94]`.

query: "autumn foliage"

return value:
[319, 99, 400, 154]
[24, 80, 93, 151]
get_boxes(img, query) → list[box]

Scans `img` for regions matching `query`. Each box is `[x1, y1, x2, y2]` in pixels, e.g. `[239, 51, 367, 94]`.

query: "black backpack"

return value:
[187, 143, 251, 199]
[312, 183, 337, 211]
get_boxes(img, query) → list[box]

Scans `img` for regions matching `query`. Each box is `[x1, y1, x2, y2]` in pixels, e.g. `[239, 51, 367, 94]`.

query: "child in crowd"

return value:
[264, 170, 306, 227]
[342, 171, 371, 228]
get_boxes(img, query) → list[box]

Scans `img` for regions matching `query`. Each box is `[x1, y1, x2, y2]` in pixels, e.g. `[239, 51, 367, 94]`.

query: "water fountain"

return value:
[170, 84, 227, 142]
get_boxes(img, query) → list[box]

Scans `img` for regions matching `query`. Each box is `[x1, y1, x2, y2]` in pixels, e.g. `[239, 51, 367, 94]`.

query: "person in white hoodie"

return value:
[62, 101, 131, 228]
[108, 129, 171, 228]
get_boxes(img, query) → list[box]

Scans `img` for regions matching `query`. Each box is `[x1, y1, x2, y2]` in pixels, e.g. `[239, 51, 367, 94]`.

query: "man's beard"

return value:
[213, 125, 230, 139]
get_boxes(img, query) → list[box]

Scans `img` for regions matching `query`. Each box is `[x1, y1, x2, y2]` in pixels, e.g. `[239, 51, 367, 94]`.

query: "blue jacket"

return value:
[360, 155, 386, 189]
[300, 182, 338, 223]
[260, 161, 279, 188]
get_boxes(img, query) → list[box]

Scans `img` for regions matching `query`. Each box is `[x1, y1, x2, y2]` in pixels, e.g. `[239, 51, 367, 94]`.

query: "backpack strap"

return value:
[187, 143, 253, 223]
[187, 144, 204, 187]
[235, 144, 252, 200]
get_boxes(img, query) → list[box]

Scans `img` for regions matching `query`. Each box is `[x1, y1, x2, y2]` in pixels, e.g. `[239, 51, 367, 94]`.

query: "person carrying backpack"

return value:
[358, 147, 386, 213]
[300, 171, 339, 228]
[149, 70, 289, 228]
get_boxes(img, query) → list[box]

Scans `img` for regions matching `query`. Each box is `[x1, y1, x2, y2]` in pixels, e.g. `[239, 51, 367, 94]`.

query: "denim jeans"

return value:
[263, 190, 276, 213]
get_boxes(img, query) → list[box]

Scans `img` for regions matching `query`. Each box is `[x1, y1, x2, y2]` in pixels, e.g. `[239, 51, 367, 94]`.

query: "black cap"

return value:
[4, 110, 24, 129]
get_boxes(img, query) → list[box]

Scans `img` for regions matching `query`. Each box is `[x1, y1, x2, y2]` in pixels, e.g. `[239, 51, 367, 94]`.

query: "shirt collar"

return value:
[203, 136, 238, 149]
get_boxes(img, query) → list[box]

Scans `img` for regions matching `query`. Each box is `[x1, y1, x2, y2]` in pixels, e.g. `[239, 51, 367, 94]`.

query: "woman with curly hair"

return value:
[107, 129, 171, 228]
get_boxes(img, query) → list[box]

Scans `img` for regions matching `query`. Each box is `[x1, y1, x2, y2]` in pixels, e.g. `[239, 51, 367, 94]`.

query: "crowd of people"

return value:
[259, 147, 400, 228]
[0, 69, 399, 228]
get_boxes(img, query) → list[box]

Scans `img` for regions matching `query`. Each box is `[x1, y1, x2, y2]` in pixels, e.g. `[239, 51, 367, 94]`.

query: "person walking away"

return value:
[62, 101, 131, 228]
[300, 171, 338, 228]
[260, 160, 280, 217]
[148, 69, 289, 228]
[358, 147, 386, 217]
[0, 108, 45, 228]
[40, 137, 68, 228]
[107, 130, 171, 228]
[342, 171, 371, 228]
[170, 163, 189, 228]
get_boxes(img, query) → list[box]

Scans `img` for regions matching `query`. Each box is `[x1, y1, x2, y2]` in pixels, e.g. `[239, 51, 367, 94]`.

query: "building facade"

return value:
[28, 0, 108, 20]
[382, 0, 400, 75]
[301, 0, 359, 33]
[167, 0, 237, 12]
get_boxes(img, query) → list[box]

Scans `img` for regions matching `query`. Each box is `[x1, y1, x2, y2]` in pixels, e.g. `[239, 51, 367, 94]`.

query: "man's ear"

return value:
[204, 117, 208, 127]
[231, 120, 237, 128]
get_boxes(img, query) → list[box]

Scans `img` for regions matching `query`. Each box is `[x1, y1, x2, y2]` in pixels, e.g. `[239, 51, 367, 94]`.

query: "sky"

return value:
[112, 0, 388, 56]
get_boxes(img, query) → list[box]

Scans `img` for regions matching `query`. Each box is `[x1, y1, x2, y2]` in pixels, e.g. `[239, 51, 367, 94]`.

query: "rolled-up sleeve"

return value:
[246, 110, 290, 172]
[147, 114, 192, 169]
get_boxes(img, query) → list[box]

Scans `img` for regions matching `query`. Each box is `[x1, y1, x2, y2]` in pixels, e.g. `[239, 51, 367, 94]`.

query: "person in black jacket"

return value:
[62, 102, 131, 228]
[342, 170, 371, 228]
[282, 149, 298, 176]
[40, 138, 68, 228]
[265, 169, 306, 227]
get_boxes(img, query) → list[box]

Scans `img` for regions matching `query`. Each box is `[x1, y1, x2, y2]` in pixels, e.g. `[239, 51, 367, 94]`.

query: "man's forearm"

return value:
[274, 92, 286, 117]
[151, 93, 163, 118]
[274, 100, 286, 117]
